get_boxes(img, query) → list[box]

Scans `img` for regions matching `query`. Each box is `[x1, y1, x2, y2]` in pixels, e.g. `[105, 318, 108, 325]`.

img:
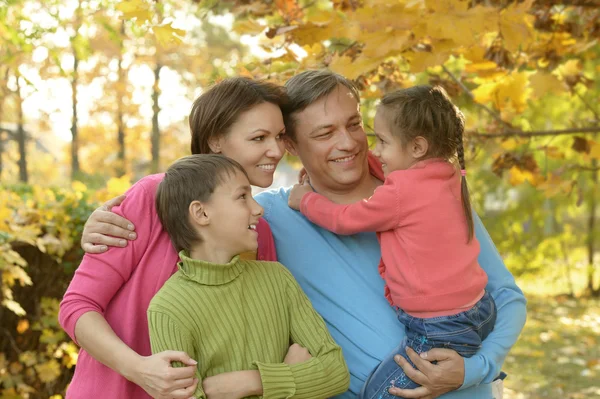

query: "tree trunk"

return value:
[71, 50, 80, 180]
[116, 21, 126, 177]
[587, 160, 599, 296]
[150, 61, 162, 174]
[16, 75, 28, 183]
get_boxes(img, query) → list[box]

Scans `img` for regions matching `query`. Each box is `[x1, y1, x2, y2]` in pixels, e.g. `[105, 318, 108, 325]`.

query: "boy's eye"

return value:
[239, 194, 247, 199]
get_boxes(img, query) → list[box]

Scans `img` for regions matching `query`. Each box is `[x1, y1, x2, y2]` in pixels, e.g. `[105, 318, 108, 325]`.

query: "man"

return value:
[82, 70, 526, 398]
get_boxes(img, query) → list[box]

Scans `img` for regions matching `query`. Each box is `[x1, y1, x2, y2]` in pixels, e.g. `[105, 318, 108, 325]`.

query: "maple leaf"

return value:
[115, 0, 152, 25]
[153, 23, 186, 48]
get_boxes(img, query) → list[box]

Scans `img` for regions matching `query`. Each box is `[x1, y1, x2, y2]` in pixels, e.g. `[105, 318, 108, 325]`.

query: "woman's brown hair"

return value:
[189, 77, 288, 154]
[379, 85, 474, 241]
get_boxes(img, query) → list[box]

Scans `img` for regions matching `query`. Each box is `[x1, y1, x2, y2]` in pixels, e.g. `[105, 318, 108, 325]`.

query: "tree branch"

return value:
[469, 126, 600, 138]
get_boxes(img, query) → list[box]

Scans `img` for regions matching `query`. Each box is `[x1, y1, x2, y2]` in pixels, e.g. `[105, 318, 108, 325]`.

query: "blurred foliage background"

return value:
[1, 0, 599, 397]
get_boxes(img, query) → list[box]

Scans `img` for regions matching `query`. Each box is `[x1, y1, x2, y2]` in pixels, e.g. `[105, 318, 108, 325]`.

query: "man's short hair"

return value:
[283, 69, 360, 141]
[156, 154, 248, 252]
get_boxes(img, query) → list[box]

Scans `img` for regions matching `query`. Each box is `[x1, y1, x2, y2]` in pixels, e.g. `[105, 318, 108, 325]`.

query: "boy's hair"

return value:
[283, 69, 360, 141]
[156, 154, 249, 252]
[189, 77, 288, 154]
[379, 85, 474, 241]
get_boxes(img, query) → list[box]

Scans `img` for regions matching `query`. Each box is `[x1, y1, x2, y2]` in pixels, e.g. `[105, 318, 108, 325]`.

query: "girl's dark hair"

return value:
[189, 77, 288, 154]
[380, 85, 474, 241]
[156, 154, 249, 252]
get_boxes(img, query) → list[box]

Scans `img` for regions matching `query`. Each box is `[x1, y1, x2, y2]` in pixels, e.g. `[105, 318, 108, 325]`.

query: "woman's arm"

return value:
[252, 267, 350, 399]
[59, 177, 197, 398]
[78, 312, 198, 399]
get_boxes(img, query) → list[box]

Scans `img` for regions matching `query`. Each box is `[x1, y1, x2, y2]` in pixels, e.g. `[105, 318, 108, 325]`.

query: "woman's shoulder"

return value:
[128, 173, 166, 198]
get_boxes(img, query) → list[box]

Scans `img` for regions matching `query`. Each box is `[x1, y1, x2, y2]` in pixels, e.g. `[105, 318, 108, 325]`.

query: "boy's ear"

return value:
[285, 137, 298, 156]
[189, 200, 210, 226]
[208, 137, 222, 154]
[412, 136, 429, 159]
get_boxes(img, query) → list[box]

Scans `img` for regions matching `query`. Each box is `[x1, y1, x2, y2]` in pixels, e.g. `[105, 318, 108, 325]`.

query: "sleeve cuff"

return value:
[253, 361, 295, 399]
[461, 354, 484, 390]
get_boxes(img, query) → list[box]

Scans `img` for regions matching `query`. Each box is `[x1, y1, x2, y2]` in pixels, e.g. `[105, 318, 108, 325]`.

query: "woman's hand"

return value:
[389, 347, 464, 399]
[129, 351, 198, 399]
[288, 182, 314, 210]
[283, 343, 312, 365]
[81, 195, 137, 253]
[202, 370, 262, 399]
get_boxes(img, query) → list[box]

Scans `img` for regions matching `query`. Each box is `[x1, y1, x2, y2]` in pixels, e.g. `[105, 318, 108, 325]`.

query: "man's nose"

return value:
[336, 128, 357, 151]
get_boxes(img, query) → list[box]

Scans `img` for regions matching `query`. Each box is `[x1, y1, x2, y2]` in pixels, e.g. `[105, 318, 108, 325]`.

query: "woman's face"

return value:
[213, 102, 286, 188]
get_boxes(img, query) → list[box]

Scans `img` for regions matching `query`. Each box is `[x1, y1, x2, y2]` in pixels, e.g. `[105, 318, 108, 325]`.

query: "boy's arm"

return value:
[148, 310, 204, 398]
[460, 213, 527, 389]
[253, 269, 350, 399]
[299, 178, 402, 234]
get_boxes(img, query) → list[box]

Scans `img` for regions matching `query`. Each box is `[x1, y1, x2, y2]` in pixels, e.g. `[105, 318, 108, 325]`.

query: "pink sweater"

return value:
[300, 158, 487, 317]
[58, 174, 277, 399]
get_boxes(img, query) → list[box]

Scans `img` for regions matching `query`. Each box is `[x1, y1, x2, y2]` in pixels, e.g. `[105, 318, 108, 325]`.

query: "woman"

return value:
[59, 78, 288, 399]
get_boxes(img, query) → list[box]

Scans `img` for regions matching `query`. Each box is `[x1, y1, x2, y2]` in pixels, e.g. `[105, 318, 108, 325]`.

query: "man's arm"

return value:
[460, 212, 527, 388]
[299, 178, 402, 234]
[253, 268, 350, 399]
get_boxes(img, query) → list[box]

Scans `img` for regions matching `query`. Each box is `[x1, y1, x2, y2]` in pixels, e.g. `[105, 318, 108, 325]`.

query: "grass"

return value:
[502, 284, 600, 399]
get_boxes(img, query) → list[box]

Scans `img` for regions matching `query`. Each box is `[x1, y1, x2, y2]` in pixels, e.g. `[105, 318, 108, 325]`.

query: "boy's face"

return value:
[372, 110, 418, 176]
[202, 170, 263, 257]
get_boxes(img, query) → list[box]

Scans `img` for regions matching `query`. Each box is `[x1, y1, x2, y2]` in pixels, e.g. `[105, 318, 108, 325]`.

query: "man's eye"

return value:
[349, 122, 362, 130]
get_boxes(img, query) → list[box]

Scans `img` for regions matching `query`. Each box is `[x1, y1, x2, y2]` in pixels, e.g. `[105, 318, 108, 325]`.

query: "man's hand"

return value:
[389, 347, 464, 399]
[129, 351, 198, 399]
[202, 370, 262, 399]
[283, 343, 312, 365]
[81, 195, 137, 253]
[288, 182, 314, 210]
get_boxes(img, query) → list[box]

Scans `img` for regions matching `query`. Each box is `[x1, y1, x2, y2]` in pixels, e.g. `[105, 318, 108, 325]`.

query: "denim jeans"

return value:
[359, 291, 497, 399]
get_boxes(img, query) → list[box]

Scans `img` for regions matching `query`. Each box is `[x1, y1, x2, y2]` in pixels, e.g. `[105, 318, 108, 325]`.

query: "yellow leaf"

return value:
[472, 72, 531, 115]
[290, 22, 334, 46]
[115, 0, 152, 24]
[71, 180, 87, 193]
[2, 299, 26, 316]
[590, 140, 600, 160]
[501, 138, 519, 150]
[425, 4, 497, 47]
[405, 50, 451, 73]
[557, 59, 582, 80]
[232, 19, 265, 36]
[545, 146, 565, 160]
[35, 359, 61, 384]
[153, 23, 185, 48]
[529, 72, 565, 98]
[361, 29, 413, 59]
[17, 319, 29, 334]
[328, 54, 384, 80]
[500, 0, 535, 52]
[355, 2, 419, 33]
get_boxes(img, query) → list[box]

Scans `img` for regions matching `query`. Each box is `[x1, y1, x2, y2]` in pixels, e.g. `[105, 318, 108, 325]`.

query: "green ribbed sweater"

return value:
[147, 252, 350, 399]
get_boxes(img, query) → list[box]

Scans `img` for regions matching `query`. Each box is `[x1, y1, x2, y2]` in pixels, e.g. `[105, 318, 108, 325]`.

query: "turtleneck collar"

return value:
[178, 251, 245, 285]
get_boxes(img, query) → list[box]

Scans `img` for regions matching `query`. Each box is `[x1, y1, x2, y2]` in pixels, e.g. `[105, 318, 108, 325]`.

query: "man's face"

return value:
[287, 85, 369, 192]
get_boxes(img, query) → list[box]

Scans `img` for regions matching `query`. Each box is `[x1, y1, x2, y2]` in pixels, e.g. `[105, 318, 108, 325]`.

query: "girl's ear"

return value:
[189, 200, 210, 226]
[285, 137, 298, 156]
[208, 137, 222, 154]
[412, 136, 429, 159]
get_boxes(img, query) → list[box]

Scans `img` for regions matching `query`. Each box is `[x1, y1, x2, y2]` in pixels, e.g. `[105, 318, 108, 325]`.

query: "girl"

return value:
[287, 85, 497, 398]
[59, 77, 288, 399]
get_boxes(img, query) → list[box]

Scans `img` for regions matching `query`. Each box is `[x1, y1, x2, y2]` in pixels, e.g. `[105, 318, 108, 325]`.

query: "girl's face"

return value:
[372, 110, 418, 176]
[212, 102, 286, 188]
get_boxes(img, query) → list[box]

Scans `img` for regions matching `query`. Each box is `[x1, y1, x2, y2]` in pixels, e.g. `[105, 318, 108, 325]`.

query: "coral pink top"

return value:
[59, 173, 277, 399]
[300, 158, 487, 317]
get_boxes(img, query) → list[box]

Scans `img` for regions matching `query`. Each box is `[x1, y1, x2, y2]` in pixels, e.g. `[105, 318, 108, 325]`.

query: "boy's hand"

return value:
[203, 370, 262, 399]
[283, 343, 312, 365]
[288, 182, 313, 210]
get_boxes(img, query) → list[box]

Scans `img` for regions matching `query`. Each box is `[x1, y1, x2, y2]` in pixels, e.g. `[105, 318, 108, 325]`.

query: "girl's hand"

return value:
[283, 343, 312, 365]
[81, 195, 137, 253]
[130, 351, 198, 399]
[202, 370, 262, 399]
[288, 182, 314, 210]
[389, 347, 464, 399]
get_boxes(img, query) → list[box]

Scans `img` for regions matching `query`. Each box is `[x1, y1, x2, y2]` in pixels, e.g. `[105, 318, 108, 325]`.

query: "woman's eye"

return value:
[276, 132, 286, 140]
[252, 136, 264, 141]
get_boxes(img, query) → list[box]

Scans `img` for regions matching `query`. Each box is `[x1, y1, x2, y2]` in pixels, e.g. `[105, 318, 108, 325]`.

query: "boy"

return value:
[148, 154, 349, 398]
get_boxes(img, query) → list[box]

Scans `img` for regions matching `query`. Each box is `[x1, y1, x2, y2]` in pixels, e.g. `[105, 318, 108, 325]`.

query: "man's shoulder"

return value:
[255, 186, 294, 220]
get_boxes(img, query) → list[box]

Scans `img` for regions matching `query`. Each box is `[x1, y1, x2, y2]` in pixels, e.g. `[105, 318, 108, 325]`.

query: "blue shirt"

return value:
[256, 187, 526, 399]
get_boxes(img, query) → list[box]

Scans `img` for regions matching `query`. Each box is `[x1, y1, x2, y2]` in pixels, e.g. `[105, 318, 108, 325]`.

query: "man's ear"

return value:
[285, 136, 298, 156]
[412, 136, 429, 159]
[189, 200, 210, 226]
[208, 137, 222, 154]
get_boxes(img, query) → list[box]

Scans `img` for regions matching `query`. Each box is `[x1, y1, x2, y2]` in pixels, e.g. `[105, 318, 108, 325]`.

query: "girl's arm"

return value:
[252, 267, 350, 399]
[297, 178, 401, 234]
[59, 177, 197, 398]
